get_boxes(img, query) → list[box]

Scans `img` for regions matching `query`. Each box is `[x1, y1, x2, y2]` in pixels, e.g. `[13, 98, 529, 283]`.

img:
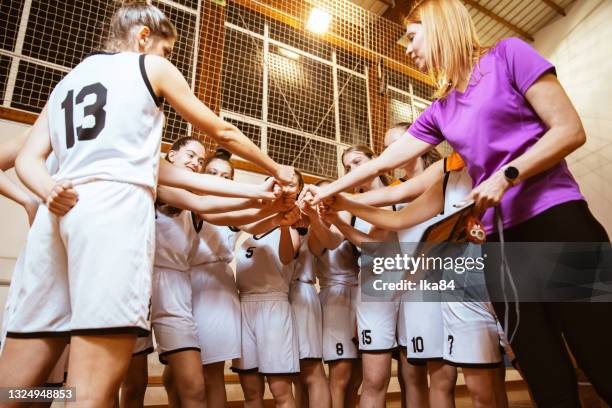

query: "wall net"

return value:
[1, 0, 444, 179]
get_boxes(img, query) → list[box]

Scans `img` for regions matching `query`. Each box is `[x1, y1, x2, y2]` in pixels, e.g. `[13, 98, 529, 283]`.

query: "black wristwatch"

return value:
[502, 165, 519, 185]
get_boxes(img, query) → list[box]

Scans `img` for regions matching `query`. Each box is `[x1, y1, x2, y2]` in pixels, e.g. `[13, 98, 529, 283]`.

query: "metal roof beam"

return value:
[462, 0, 535, 41]
[540, 0, 566, 16]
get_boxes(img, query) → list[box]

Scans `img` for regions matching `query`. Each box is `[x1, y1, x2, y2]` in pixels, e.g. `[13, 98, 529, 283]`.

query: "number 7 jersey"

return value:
[47, 52, 164, 190]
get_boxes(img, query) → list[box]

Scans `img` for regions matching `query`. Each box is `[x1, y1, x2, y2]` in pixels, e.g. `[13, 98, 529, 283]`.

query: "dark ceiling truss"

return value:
[382, 0, 571, 43]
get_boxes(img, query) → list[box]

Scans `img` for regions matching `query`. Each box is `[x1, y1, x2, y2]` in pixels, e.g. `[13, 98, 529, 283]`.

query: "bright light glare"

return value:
[413, 100, 429, 110]
[306, 8, 332, 35]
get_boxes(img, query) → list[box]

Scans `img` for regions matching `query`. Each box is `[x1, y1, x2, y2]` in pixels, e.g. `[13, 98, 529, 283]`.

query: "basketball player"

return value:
[231, 172, 305, 408]
[323, 164, 508, 408]
[287, 220, 331, 408]
[0, 3, 293, 405]
[150, 136, 210, 408]
[301, 180, 361, 408]
[150, 148, 295, 408]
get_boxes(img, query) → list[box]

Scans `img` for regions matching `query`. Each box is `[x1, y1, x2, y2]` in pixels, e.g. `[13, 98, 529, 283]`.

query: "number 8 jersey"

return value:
[47, 52, 164, 191]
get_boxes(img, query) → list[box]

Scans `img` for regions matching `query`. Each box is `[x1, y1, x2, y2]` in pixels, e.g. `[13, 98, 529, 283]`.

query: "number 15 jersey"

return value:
[47, 52, 164, 191]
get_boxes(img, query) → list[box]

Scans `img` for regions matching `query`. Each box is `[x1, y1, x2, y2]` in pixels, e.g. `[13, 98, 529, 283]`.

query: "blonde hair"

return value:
[404, 0, 488, 99]
[106, 1, 177, 52]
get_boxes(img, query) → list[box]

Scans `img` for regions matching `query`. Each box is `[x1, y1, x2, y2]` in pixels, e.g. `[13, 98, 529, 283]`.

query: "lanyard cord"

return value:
[496, 207, 521, 344]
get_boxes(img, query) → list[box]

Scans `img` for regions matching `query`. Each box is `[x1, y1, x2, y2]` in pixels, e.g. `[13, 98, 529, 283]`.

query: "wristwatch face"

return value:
[504, 166, 519, 180]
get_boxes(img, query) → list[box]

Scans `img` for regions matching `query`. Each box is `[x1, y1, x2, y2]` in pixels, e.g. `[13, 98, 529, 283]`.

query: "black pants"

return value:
[487, 200, 612, 408]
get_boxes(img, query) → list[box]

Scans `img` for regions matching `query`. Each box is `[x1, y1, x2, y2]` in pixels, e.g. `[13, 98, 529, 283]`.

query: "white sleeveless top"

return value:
[191, 220, 239, 266]
[154, 208, 197, 272]
[47, 52, 164, 190]
[235, 228, 294, 295]
[315, 239, 359, 288]
[291, 232, 317, 284]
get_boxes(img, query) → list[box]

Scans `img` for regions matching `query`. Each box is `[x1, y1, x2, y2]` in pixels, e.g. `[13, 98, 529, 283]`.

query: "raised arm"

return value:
[158, 159, 277, 199]
[352, 160, 445, 206]
[303, 136, 432, 205]
[147, 56, 293, 184]
[325, 212, 377, 247]
[157, 185, 265, 213]
[275, 206, 301, 264]
[201, 196, 293, 226]
[202, 207, 272, 226]
[330, 179, 444, 232]
[299, 199, 344, 250]
[241, 212, 285, 236]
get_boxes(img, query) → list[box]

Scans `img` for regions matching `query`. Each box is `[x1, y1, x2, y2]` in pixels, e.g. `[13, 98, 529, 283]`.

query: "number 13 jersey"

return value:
[47, 52, 164, 191]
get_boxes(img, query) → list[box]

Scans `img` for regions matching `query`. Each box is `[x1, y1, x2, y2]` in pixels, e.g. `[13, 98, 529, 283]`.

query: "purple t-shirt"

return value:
[408, 37, 584, 233]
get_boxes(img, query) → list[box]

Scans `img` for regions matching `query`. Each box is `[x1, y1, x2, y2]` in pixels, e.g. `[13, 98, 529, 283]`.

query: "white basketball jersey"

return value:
[442, 169, 473, 214]
[396, 202, 439, 245]
[353, 209, 399, 267]
[235, 228, 294, 295]
[46, 154, 59, 176]
[292, 233, 317, 283]
[191, 221, 239, 265]
[315, 240, 359, 288]
[396, 170, 472, 248]
[47, 52, 164, 190]
[154, 208, 198, 272]
[352, 216, 372, 238]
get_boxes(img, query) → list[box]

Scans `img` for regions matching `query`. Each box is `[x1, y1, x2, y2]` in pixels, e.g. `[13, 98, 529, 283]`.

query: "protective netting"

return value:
[0, 0, 441, 179]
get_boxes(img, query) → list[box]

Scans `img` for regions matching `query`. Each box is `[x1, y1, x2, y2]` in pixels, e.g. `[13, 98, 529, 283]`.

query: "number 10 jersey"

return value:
[47, 52, 164, 191]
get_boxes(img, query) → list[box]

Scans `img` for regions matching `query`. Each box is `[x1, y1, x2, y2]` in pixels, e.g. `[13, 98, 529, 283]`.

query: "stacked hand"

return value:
[46, 180, 78, 216]
[279, 205, 301, 227]
[261, 191, 295, 213]
[258, 177, 282, 200]
[298, 184, 331, 206]
[273, 165, 296, 187]
[297, 193, 317, 218]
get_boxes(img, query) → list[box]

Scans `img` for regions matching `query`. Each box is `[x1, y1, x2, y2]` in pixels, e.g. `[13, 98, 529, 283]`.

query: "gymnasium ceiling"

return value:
[351, 0, 576, 43]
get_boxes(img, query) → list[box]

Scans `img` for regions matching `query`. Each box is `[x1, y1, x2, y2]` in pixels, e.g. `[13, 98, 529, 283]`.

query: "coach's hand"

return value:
[46, 180, 78, 216]
[466, 170, 512, 216]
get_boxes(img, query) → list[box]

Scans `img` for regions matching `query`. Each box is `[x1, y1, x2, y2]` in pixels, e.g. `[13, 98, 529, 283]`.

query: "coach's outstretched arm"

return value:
[352, 159, 445, 207]
[301, 136, 432, 205]
[146, 55, 294, 185]
[327, 180, 443, 233]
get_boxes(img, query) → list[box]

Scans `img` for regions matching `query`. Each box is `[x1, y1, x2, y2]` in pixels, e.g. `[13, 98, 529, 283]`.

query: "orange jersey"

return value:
[445, 151, 465, 173]
[389, 151, 465, 184]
